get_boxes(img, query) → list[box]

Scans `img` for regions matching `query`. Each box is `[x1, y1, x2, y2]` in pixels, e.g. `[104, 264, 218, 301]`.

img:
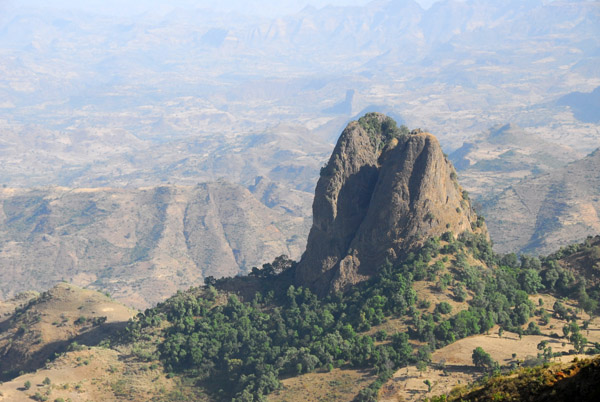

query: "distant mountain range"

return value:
[0, 114, 598, 401]
[0, 0, 598, 189]
[448, 120, 600, 255]
[558, 86, 600, 124]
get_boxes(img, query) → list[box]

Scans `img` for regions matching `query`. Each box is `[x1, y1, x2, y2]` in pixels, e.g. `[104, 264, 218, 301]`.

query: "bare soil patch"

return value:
[268, 368, 376, 402]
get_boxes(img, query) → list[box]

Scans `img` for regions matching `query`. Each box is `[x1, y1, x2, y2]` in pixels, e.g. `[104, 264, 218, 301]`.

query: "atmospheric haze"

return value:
[0, 0, 598, 298]
[8, 0, 442, 17]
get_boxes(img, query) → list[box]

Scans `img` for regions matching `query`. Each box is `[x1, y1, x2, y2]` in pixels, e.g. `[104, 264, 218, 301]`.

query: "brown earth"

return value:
[0, 347, 184, 402]
[381, 294, 600, 402]
[268, 368, 377, 402]
[0, 282, 136, 379]
[0, 182, 310, 308]
[443, 355, 600, 402]
[0, 291, 38, 325]
[483, 148, 600, 255]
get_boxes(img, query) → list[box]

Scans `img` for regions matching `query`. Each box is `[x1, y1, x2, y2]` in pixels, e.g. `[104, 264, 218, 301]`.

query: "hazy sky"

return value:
[9, 0, 442, 17]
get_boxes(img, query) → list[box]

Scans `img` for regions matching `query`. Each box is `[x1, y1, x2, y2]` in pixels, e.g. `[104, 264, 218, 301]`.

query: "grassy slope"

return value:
[440, 355, 600, 402]
[380, 294, 600, 401]
[0, 283, 135, 379]
[0, 235, 598, 401]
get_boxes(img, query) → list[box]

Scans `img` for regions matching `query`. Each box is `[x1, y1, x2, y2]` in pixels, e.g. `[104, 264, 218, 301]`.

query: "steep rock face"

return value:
[296, 113, 485, 294]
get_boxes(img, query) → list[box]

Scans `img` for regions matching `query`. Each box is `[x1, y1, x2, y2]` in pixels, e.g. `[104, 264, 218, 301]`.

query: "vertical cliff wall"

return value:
[295, 113, 486, 294]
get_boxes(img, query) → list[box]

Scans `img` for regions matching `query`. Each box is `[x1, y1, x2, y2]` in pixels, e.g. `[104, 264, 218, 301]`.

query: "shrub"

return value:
[435, 302, 453, 315]
[31, 392, 48, 401]
[472, 347, 497, 371]
[74, 316, 87, 325]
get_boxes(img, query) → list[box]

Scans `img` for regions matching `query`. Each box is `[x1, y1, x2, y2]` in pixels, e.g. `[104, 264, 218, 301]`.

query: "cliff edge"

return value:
[295, 113, 486, 294]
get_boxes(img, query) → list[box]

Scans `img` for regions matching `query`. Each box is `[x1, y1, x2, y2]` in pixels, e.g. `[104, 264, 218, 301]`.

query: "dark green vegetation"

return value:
[471, 347, 498, 371]
[118, 233, 600, 401]
[357, 112, 410, 150]
[538, 235, 600, 316]
[123, 260, 416, 401]
[433, 356, 600, 402]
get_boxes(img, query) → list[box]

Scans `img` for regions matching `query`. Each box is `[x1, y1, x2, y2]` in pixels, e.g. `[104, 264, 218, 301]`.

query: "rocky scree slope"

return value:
[296, 113, 486, 295]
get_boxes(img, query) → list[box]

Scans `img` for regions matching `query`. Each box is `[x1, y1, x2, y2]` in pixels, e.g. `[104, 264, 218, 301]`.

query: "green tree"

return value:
[453, 283, 467, 302]
[540, 310, 551, 326]
[435, 302, 452, 315]
[563, 324, 571, 338]
[553, 301, 568, 319]
[514, 302, 531, 325]
[571, 332, 588, 353]
[526, 321, 541, 335]
[472, 347, 496, 370]
[519, 269, 544, 294]
[416, 360, 428, 373]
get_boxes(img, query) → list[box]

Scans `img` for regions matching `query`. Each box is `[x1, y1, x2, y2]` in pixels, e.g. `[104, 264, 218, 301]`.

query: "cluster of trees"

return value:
[562, 321, 588, 353]
[403, 233, 548, 348]
[357, 112, 409, 152]
[126, 261, 419, 401]
[118, 232, 599, 401]
[541, 236, 600, 315]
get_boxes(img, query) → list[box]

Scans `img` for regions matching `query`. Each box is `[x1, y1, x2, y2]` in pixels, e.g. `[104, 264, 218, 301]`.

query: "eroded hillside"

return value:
[0, 183, 310, 308]
[0, 116, 598, 402]
[450, 123, 581, 201]
[0, 284, 185, 401]
[483, 148, 600, 255]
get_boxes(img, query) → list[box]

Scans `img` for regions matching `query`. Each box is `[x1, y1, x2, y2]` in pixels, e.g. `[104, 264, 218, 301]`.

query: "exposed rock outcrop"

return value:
[295, 113, 486, 295]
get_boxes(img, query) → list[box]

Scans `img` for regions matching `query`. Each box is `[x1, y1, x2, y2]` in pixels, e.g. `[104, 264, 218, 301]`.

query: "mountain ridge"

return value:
[483, 147, 600, 255]
[0, 182, 309, 308]
[0, 113, 598, 401]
